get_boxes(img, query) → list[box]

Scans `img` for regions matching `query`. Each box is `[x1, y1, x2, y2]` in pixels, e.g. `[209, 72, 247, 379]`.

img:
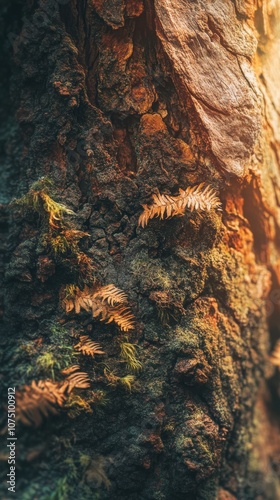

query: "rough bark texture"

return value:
[1, 0, 280, 499]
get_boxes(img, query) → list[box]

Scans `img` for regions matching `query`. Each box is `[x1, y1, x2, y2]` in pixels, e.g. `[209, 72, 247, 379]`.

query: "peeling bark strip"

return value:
[155, 0, 261, 176]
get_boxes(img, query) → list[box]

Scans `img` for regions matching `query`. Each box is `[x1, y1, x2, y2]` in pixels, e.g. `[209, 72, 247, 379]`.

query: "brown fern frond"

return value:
[74, 336, 105, 357]
[62, 284, 135, 331]
[177, 183, 221, 212]
[37, 380, 67, 406]
[106, 306, 135, 332]
[61, 364, 81, 375]
[92, 300, 111, 322]
[270, 340, 280, 367]
[138, 193, 179, 228]
[63, 286, 92, 314]
[92, 284, 128, 306]
[16, 379, 67, 427]
[138, 183, 221, 227]
[62, 364, 91, 393]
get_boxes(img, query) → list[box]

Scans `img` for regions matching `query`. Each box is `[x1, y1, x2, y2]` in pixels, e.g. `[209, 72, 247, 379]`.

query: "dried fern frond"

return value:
[138, 193, 179, 228]
[270, 340, 280, 367]
[62, 365, 91, 393]
[92, 300, 111, 322]
[62, 284, 135, 331]
[105, 307, 135, 332]
[138, 183, 221, 227]
[92, 284, 128, 306]
[74, 336, 105, 357]
[63, 286, 92, 314]
[16, 379, 67, 427]
[39, 380, 67, 406]
[61, 364, 81, 375]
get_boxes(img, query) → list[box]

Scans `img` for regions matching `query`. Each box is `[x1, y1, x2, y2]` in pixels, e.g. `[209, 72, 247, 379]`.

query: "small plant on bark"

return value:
[16, 365, 90, 427]
[104, 368, 136, 392]
[138, 182, 221, 227]
[119, 341, 142, 372]
[14, 178, 95, 282]
[15, 178, 75, 229]
[62, 283, 135, 332]
[74, 335, 105, 357]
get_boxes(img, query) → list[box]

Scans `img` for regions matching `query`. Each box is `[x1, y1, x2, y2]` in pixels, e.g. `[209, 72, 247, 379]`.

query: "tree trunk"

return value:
[1, 0, 280, 499]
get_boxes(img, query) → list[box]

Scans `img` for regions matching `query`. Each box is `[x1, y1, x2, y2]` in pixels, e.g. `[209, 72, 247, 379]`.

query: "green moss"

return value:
[208, 244, 260, 325]
[36, 352, 58, 379]
[49, 322, 69, 337]
[79, 453, 92, 469]
[14, 178, 95, 284]
[196, 477, 219, 500]
[35, 346, 77, 378]
[42, 230, 90, 258]
[131, 251, 207, 306]
[15, 178, 74, 230]
[195, 436, 214, 464]
[174, 326, 200, 348]
[16, 322, 78, 382]
[61, 285, 77, 300]
[131, 257, 172, 291]
[37, 453, 104, 500]
[43, 234, 70, 256]
[119, 374, 136, 391]
[64, 393, 94, 418]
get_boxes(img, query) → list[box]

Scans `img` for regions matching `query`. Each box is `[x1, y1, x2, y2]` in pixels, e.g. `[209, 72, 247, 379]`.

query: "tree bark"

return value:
[1, 0, 280, 499]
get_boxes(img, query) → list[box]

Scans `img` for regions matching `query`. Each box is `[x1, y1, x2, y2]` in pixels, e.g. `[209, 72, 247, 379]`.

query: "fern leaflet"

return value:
[74, 336, 105, 357]
[138, 182, 221, 227]
[62, 284, 135, 331]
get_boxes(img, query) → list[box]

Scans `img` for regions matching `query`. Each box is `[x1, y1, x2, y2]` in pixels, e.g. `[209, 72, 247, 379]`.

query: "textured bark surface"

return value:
[1, 0, 280, 499]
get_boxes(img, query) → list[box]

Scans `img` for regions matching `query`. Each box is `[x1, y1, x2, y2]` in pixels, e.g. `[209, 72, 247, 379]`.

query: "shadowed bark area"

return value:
[1, 0, 280, 499]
